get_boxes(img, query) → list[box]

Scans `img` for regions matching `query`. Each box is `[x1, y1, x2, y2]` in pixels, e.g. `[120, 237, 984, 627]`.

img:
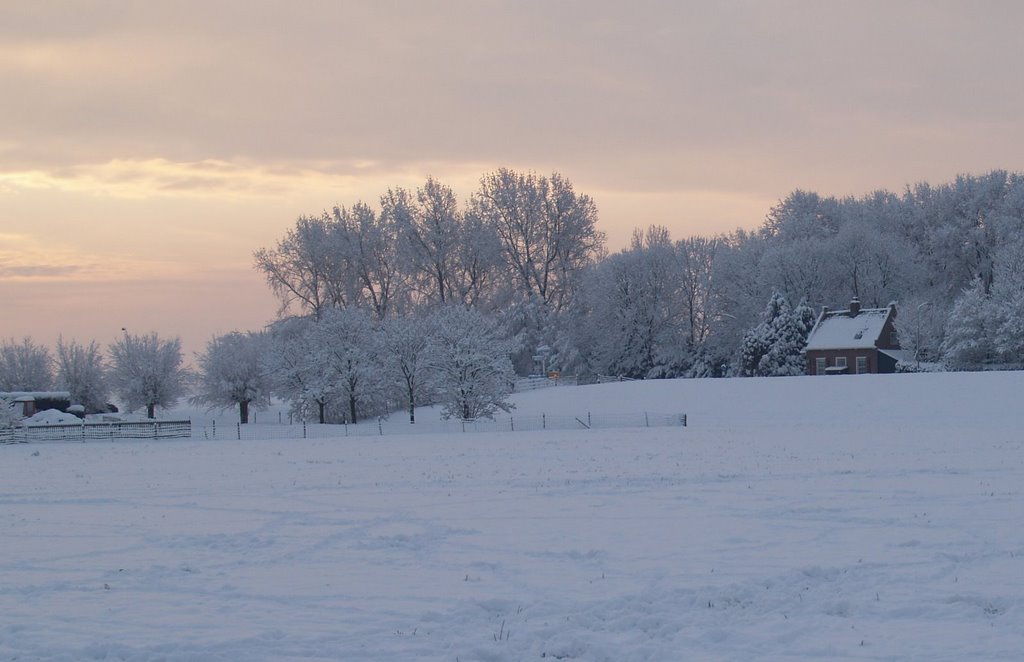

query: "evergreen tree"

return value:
[738, 293, 814, 376]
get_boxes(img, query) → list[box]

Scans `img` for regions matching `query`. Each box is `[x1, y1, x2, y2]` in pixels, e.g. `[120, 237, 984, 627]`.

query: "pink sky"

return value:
[4, 1, 1024, 359]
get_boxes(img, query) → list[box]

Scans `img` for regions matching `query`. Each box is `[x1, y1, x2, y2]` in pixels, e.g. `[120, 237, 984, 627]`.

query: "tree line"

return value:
[257, 168, 1024, 381]
[7, 169, 1024, 425]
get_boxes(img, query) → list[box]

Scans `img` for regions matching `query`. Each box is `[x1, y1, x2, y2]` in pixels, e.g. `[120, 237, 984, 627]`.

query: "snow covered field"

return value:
[2, 372, 1023, 661]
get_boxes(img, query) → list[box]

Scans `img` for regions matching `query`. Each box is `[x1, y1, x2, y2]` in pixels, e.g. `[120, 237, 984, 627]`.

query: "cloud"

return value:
[0, 231, 178, 282]
[4, 1, 1023, 199]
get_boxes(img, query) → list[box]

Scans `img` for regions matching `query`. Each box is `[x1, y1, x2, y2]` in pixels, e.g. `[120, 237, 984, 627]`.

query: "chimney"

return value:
[849, 297, 861, 317]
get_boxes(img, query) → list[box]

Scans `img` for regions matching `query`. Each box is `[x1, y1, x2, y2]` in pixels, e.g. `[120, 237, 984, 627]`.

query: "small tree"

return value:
[0, 337, 53, 391]
[55, 337, 109, 413]
[191, 331, 272, 424]
[427, 306, 514, 420]
[109, 332, 189, 418]
[266, 317, 336, 424]
[381, 313, 435, 424]
[314, 307, 386, 424]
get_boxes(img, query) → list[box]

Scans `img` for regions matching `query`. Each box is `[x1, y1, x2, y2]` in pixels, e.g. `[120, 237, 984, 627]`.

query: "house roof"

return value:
[878, 348, 915, 364]
[804, 304, 894, 351]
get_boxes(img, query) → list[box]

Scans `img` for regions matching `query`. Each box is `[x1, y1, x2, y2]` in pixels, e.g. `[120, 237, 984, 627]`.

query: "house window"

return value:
[890, 330, 898, 346]
[856, 356, 868, 374]
[835, 357, 847, 371]
[815, 357, 826, 375]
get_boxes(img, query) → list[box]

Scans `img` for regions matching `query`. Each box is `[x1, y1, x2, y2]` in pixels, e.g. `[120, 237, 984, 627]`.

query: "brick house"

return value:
[804, 299, 909, 375]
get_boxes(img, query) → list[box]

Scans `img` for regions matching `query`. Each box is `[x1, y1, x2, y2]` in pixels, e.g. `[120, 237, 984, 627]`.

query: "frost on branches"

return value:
[427, 306, 515, 420]
[108, 332, 189, 418]
[266, 317, 337, 424]
[738, 293, 816, 377]
[55, 337, 109, 414]
[0, 338, 53, 392]
[313, 308, 388, 425]
[380, 314, 436, 424]
[191, 331, 272, 424]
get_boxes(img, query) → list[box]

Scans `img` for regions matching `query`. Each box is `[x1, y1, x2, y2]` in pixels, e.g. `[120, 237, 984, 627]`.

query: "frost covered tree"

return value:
[0, 337, 53, 391]
[266, 317, 336, 424]
[738, 293, 815, 376]
[108, 332, 189, 418]
[941, 279, 995, 369]
[472, 169, 604, 312]
[384, 178, 503, 308]
[427, 306, 514, 420]
[314, 307, 386, 424]
[254, 214, 342, 320]
[380, 313, 436, 424]
[329, 202, 407, 320]
[575, 227, 686, 379]
[191, 331, 272, 424]
[55, 337, 108, 413]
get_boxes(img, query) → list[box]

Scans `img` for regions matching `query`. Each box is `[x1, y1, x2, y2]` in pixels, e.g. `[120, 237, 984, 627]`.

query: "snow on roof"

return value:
[0, 391, 72, 400]
[879, 349, 915, 364]
[805, 307, 892, 350]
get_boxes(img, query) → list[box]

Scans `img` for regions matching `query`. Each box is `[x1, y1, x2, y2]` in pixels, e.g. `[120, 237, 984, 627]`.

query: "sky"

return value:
[4, 1, 1024, 360]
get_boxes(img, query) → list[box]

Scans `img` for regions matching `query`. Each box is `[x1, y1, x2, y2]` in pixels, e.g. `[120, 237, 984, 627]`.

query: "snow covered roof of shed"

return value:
[0, 391, 71, 401]
[804, 303, 894, 351]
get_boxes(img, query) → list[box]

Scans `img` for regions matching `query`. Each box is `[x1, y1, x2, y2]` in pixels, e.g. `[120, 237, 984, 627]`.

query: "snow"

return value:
[2, 372, 1023, 660]
[0, 391, 72, 400]
[805, 308, 891, 350]
[22, 408, 82, 425]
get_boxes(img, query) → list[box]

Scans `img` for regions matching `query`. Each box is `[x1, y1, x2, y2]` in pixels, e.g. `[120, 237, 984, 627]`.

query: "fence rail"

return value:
[1, 420, 191, 444]
[512, 376, 578, 392]
[2, 411, 685, 445]
[199, 411, 686, 441]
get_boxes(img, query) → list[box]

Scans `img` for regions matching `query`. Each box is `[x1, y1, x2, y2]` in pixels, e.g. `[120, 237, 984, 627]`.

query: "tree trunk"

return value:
[239, 400, 250, 425]
[317, 400, 325, 425]
[147, 403, 155, 419]
[408, 383, 415, 424]
[349, 393, 358, 425]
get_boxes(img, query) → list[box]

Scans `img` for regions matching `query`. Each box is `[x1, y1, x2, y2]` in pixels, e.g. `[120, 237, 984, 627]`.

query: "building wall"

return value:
[806, 349, 880, 375]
